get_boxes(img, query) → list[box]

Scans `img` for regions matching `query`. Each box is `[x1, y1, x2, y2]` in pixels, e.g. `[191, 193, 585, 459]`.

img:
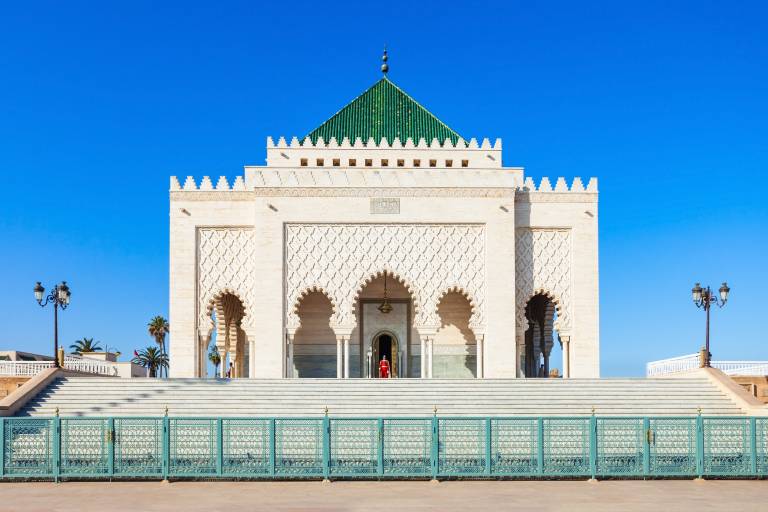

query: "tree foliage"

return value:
[69, 337, 102, 354]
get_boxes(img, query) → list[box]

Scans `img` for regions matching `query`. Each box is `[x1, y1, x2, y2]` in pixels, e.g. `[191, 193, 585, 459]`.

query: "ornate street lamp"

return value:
[34, 281, 72, 367]
[691, 281, 730, 367]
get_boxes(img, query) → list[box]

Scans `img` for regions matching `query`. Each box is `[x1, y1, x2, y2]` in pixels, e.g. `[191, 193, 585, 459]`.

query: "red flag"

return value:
[134, 350, 139, 357]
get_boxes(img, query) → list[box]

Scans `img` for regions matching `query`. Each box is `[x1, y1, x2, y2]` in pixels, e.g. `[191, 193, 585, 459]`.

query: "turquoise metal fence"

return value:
[1, 416, 766, 481]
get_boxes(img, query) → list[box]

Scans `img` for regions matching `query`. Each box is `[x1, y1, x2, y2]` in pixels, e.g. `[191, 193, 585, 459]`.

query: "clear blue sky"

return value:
[1, 1, 766, 376]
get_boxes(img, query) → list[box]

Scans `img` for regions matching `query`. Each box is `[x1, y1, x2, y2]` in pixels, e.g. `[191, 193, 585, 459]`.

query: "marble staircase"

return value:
[16, 376, 747, 417]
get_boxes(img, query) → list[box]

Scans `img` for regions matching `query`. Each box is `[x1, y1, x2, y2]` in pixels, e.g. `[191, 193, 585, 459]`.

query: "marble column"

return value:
[285, 332, 295, 378]
[218, 349, 227, 378]
[561, 335, 571, 378]
[516, 334, 525, 378]
[343, 336, 350, 379]
[336, 337, 343, 378]
[427, 337, 434, 379]
[249, 338, 256, 378]
[420, 335, 427, 379]
[476, 334, 484, 379]
[198, 335, 209, 378]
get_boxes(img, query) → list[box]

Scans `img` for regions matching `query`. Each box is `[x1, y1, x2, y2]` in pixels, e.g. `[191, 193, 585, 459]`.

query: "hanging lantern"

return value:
[378, 272, 393, 314]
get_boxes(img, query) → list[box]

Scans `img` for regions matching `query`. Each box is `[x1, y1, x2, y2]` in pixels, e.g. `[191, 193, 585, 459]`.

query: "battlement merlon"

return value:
[265, 136, 503, 169]
[170, 174, 597, 198]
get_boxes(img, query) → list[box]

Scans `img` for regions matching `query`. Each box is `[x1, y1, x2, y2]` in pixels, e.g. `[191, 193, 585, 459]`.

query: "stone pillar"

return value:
[249, 337, 256, 378]
[516, 334, 525, 378]
[344, 336, 350, 379]
[417, 328, 438, 379]
[420, 335, 427, 379]
[476, 334, 484, 379]
[285, 330, 295, 378]
[336, 337, 343, 378]
[218, 349, 227, 378]
[427, 337, 434, 379]
[561, 335, 571, 379]
[198, 335, 209, 378]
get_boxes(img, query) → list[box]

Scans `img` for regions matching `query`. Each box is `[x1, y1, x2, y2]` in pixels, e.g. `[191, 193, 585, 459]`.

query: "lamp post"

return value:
[691, 282, 730, 367]
[34, 281, 71, 367]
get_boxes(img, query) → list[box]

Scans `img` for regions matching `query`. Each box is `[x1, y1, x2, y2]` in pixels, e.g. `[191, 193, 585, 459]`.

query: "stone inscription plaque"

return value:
[370, 197, 400, 214]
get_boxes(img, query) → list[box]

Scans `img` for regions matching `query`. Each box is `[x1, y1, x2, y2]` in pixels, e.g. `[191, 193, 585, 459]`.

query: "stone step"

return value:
[17, 376, 745, 417]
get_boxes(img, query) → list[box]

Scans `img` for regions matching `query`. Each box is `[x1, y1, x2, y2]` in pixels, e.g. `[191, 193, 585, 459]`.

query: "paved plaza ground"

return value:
[1, 480, 767, 512]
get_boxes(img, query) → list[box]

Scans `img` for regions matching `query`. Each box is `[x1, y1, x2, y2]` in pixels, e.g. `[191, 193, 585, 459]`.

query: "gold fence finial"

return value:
[164, 405, 169, 417]
[324, 406, 329, 417]
[54, 406, 59, 417]
[697, 406, 702, 416]
[591, 405, 596, 416]
[433, 405, 438, 416]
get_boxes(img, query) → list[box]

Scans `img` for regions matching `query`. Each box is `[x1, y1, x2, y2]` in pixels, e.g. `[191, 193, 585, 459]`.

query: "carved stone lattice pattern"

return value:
[515, 229, 571, 334]
[285, 224, 485, 329]
[198, 228, 256, 334]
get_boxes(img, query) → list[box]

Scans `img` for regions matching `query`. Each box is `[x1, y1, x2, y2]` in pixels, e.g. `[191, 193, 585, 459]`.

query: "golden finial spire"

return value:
[381, 46, 389, 74]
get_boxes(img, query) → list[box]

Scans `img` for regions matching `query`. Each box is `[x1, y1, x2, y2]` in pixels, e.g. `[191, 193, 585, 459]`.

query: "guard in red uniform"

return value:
[378, 355, 391, 378]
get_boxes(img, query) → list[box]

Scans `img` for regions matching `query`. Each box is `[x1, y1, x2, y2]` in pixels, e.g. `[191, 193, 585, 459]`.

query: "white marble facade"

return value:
[168, 136, 600, 379]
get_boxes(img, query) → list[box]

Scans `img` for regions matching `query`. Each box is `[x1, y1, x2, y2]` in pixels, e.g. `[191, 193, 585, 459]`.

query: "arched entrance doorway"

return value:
[523, 293, 559, 378]
[207, 292, 247, 378]
[355, 272, 414, 378]
[371, 331, 399, 378]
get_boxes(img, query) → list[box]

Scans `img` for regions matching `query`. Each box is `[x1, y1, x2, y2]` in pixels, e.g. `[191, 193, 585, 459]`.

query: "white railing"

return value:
[62, 355, 120, 376]
[712, 361, 768, 376]
[0, 355, 120, 377]
[646, 353, 701, 376]
[647, 353, 768, 377]
[0, 361, 55, 376]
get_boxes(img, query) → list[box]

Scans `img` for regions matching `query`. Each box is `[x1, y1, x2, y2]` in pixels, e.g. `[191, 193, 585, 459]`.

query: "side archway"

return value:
[203, 289, 248, 378]
[434, 289, 477, 378]
[521, 291, 562, 378]
[292, 289, 336, 378]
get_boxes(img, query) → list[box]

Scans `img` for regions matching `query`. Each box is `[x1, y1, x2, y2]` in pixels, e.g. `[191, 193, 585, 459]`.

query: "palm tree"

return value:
[131, 346, 169, 378]
[70, 337, 102, 355]
[208, 346, 221, 378]
[147, 316, 169, 377]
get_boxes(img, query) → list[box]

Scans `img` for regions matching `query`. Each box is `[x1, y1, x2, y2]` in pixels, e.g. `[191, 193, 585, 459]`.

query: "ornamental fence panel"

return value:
[1, 416, 767, 481]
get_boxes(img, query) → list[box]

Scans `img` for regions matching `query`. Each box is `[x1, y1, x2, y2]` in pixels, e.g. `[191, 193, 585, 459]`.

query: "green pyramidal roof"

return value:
[305, 77, 462, 145]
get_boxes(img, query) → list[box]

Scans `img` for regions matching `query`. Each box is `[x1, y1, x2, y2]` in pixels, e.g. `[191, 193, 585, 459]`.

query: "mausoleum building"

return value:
[168, 67, 599, 380]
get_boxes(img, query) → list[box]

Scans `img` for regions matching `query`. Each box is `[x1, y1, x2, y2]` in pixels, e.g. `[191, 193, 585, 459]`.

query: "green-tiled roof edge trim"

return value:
[305, 77, 462, 145]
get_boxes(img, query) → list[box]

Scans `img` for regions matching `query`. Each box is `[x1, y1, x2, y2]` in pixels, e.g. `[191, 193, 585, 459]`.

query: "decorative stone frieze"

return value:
[285, 224, 485, 330]
[197, 228, 257, 335]
[515, 229, 572, 335]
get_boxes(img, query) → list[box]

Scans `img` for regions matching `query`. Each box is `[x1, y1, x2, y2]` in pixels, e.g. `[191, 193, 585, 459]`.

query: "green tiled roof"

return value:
[306, 77, 462, 145]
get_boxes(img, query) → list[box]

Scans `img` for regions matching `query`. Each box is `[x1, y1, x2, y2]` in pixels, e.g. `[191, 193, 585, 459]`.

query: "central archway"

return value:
[355, 272, 414, 378]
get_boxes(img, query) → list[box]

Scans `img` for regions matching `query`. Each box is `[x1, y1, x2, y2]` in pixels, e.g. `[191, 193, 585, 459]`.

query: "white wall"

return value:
[169, 155, 598, 379]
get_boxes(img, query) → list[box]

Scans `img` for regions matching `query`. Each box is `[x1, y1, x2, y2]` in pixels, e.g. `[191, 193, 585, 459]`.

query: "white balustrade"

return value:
[0, 355, 120, 377]
[647, 353, 768, 377]
[0, 361, 55, 376]
[62, 355, 120, 376]
[646, 353, 700, 376]
[712, 361, 768, 376]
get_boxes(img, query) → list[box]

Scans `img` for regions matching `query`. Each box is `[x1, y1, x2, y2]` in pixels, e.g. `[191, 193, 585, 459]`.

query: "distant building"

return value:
[0, 350, 53, 362]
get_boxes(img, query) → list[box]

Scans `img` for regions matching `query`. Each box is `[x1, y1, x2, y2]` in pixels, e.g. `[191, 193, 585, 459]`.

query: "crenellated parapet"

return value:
[265, 136, 503, 169]
[170, 174, 596, 200]
[517, 177, 598, 193]
[267, 135, 502, 150]
[171, 175, 247, 191]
